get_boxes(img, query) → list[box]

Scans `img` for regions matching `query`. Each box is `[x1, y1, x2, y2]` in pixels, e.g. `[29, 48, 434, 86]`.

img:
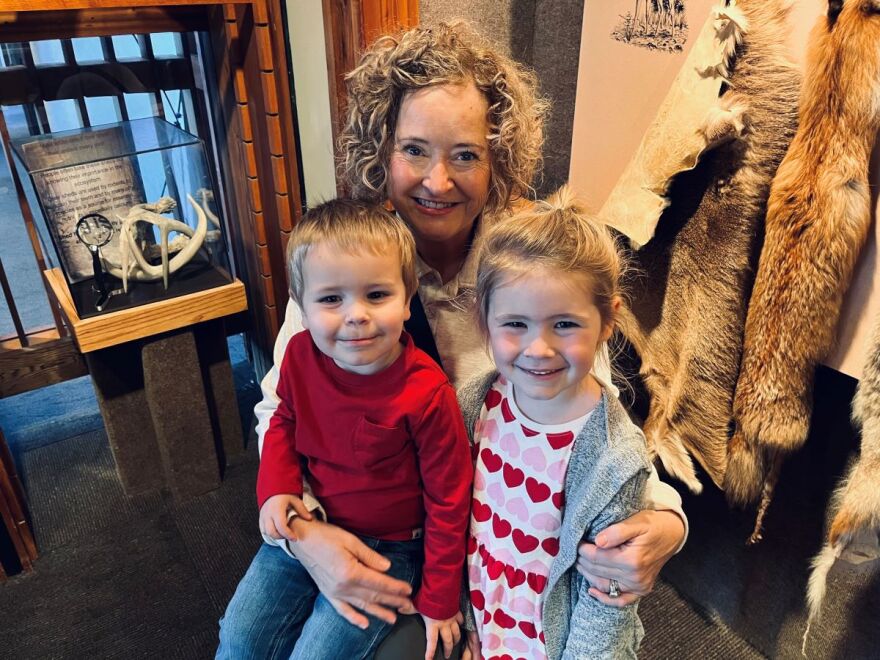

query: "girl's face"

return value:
[387, 82, 492, 250]
[486, 268, 616, 424]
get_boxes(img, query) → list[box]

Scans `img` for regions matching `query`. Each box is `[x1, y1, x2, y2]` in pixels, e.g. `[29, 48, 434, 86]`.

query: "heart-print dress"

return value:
[467, 376, 591, 660]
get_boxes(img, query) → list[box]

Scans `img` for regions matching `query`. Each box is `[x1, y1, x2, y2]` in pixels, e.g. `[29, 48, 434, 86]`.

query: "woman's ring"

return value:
[608, 579, 621, 598]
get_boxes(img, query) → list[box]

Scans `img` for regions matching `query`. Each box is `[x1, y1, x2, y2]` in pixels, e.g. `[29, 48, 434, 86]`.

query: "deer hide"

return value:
[726, 1, 880, 514]
[621, 0, 800, 493]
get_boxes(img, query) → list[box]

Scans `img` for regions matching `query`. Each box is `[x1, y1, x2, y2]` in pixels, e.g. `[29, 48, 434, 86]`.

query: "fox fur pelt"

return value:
[804, 310, 880, 654]
[620, 0, 800, 492]
[726, 1, 880, 535]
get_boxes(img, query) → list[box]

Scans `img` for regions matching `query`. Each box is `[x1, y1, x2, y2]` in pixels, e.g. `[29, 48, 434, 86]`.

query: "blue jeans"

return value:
[216, 537, 423, 660]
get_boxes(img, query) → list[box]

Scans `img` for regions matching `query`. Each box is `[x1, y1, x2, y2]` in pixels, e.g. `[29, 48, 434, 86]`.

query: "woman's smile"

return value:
[388, 82, 491, 252]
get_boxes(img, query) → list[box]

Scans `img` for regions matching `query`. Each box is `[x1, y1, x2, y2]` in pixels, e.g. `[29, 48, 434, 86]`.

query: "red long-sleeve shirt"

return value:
[258, 330, 473, 619]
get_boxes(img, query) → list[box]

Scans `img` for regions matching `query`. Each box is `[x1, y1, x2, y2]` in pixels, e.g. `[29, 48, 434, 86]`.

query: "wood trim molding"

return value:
[0, 7, 209, 40]
[0, 0, 249, 11]
[0, 331, 87, 398]
[44, 268, 247, 353]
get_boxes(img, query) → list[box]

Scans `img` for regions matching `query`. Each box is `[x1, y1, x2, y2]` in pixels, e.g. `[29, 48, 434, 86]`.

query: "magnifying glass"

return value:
[75, 213, 115, 311]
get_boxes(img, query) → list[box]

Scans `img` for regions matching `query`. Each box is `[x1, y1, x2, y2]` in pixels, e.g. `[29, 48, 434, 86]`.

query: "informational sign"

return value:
[22, 129, 142, 282]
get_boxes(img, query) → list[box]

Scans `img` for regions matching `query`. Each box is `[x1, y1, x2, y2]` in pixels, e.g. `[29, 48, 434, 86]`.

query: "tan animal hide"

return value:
[804, 309, 880, 654]
[726, 1, 880, 541]
[599, 1, 747, 247]
[620, 0, 800, 493]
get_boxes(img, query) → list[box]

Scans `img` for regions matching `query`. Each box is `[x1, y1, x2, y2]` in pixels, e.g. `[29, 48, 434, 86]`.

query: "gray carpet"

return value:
[2, 360, 874, 658]
[0, 424, 768, 659]
[0, 428, 260, 659]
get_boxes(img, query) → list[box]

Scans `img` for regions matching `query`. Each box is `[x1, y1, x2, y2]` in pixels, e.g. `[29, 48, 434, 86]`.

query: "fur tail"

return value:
[803, 542, 838, 657]
[650, 427, 704, 494]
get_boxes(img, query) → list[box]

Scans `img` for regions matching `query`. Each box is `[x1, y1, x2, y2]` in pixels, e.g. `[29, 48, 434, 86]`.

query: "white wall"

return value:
[285, 0, 337, 207]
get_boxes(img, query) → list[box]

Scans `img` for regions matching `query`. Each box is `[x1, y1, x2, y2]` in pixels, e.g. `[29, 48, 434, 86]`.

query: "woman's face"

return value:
[387, 82, 492, 249]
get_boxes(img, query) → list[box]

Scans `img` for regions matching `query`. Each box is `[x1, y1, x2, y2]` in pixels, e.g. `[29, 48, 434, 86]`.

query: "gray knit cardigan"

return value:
[457, 372, 651, 660]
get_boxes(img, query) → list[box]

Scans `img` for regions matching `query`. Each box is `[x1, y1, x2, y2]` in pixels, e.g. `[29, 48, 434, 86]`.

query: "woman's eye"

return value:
[456, 151, 478, 162]
[317, 295, 341, 304]
[402, 144, 424, 157]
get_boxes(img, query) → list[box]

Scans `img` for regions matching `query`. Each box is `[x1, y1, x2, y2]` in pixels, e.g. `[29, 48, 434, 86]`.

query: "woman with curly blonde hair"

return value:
[219, 22, 686, 659]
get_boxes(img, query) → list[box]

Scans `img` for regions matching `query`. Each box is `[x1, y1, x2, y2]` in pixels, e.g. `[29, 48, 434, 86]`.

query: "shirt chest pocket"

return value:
[353, 418, 411, 470]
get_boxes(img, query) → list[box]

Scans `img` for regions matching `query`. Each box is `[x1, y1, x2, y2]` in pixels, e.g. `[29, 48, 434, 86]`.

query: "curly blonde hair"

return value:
[339, 22, 548, 216]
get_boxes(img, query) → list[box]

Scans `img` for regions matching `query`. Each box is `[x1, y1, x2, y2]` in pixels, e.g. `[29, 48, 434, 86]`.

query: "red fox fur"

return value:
[726, 1, 880, 522]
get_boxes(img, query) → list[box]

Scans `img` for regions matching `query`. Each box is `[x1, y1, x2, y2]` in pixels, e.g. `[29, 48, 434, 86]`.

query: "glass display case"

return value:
[11, 117, 232, 318]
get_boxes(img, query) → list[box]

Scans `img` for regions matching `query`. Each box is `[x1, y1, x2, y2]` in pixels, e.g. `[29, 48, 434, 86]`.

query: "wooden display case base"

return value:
[44, 268, 247, 353]
[45, 270, 248, 500]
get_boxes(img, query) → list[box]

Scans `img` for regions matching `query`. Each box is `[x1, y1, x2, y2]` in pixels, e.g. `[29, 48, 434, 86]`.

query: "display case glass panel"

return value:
[11, 116, 231, 318]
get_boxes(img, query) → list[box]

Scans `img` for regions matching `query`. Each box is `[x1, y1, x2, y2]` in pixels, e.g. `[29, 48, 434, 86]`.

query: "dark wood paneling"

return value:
[0, 334, 88, 399]
[0, 7, 209, 42]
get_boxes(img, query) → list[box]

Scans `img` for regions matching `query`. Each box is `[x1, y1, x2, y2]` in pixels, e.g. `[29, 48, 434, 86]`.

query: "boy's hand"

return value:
[461, 630, 482, 660]
[422, 612, 462, 660]
[259, 493, 313, 542]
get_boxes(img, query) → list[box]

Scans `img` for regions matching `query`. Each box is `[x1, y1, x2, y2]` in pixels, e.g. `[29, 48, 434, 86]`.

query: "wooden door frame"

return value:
[321, 0, 418, 181]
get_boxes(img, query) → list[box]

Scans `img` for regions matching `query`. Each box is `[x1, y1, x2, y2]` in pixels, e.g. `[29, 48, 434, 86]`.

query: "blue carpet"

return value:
[0, 334, 260, 462]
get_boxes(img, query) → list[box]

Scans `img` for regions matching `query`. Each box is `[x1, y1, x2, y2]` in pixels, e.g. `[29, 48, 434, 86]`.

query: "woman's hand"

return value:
[577, 509, 685, 607]
[460, 630, 482, 660]
[258, 494, 313, 542]
[288, 517, 415, 628]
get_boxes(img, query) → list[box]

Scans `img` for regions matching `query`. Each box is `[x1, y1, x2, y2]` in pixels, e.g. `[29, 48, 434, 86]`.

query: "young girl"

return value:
[459, 186, 651, 660]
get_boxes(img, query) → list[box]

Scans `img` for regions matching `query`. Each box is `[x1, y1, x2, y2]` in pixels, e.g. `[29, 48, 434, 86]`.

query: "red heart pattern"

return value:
[547, 430, 574, 449]
[502, 463, 524, 488]
[487, 556, 504, 580]
[492, 513, 512, 538]
[504, 564, 526, 588]
[512, 528, 539, 553]
[525, 477, 551, 503]
[472, 498, 491, 522]
[492, 608, 517, 629]
[481, 447, 502, 473]
[527, 572, 547, 594]
[484, 388, 502, 410]
[518, 621, 537, 639]
[468, 385, 581, 651]
[541, 537, 560, 557]
[501, 398, 515, 423]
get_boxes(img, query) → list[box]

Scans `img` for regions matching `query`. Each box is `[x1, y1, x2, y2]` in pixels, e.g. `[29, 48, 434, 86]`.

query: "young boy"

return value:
[251, 199, 471, 658]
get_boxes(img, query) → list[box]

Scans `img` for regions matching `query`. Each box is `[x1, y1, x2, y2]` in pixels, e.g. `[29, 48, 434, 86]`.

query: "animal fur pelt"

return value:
[803, 311, 880, 655]
[726, 1, 880, 540]
[619, 0, 800, 493]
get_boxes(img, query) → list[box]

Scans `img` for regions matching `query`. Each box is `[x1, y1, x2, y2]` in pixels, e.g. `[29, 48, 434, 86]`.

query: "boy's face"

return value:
[300, 243, 411, 375]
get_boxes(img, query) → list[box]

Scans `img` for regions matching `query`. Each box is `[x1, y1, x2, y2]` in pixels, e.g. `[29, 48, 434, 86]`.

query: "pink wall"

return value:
[570, 0, 880, 379]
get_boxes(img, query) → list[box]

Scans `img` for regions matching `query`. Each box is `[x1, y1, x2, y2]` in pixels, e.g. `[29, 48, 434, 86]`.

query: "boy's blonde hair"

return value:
[287, 199, 418, 308]
[339, 21, 548, 215]
[475, 185, 626, 335]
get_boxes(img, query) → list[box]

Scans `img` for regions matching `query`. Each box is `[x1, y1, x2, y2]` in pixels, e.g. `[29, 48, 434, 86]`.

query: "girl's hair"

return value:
[339, 21, 549, 216]
[475, 185, 626, 336]
[286, 199, 418, 307]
